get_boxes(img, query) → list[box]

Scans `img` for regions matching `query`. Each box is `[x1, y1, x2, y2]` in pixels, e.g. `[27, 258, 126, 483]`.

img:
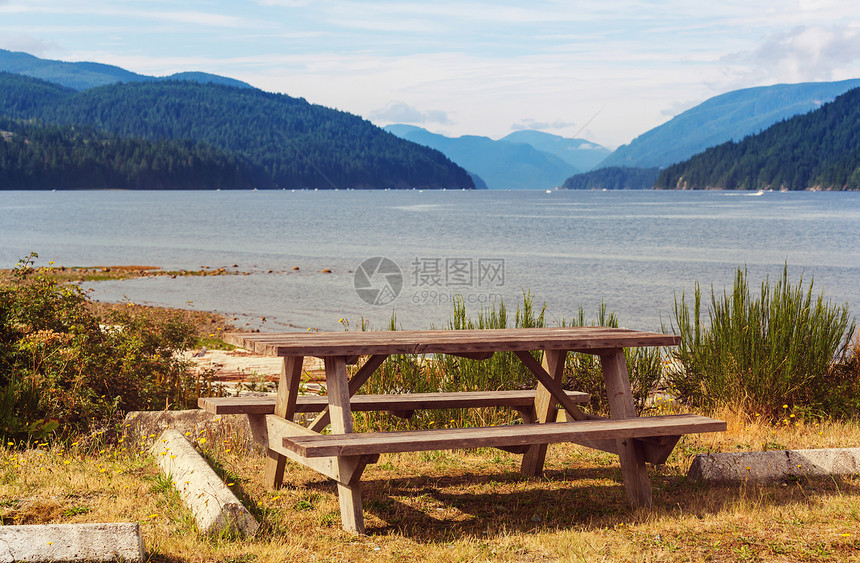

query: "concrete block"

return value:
[688, 447, 860, 482]
[0, 522, 144, 562]
[124, 409, 259, 453]
[151, 429, 259, 536]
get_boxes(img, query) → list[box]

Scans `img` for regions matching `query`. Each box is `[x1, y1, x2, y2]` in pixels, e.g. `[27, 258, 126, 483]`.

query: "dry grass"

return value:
[2, 407, 860, 562]
[85, 300, 237, 343]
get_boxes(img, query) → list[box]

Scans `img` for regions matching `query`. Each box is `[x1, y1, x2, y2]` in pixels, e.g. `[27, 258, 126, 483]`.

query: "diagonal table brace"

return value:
[513, 350, 588, 422]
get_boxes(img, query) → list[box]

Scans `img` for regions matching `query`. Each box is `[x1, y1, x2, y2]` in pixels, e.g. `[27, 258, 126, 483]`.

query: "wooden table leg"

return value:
[521, 349, 566, 476]
[307, 354, 388, 433]
[325, 355, 366, 534]
[600, 349, 652, 507]
[263, 355, 303, 488]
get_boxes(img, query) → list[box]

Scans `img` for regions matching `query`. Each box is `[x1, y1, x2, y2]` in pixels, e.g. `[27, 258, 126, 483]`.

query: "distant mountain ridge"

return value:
[11, 48, 858, 192]
[499, 130, 610, 172]
[599, 79, 860, 169]
[0, 48, 252, 91]
[0, 73, 473, 190]
[384, 125, 609, 190]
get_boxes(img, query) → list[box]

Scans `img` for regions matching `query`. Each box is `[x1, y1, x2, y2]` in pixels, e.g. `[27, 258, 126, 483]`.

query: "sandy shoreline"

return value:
[183, 347, 326, 384]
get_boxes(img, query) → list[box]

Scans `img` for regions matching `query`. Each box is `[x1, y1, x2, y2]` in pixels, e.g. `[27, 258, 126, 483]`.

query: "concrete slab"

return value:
[125, 409, 258, 452]
[0, 522, 144, 563]
[688, 447, 860, 482]
[151, 429, 259, 536]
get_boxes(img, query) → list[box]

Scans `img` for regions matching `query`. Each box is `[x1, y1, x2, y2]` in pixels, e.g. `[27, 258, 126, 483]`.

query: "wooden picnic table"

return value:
[200, 327, 726, 534]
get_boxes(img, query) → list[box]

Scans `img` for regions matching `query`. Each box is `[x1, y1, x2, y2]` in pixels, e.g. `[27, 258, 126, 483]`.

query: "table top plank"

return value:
[225, 327, 679, 357]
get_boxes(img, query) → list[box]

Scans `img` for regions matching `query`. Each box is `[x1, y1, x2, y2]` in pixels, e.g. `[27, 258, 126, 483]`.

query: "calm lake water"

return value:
[2, 189, 859, 332]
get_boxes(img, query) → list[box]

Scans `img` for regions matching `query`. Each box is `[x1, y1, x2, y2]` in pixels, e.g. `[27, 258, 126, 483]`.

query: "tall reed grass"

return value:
[352, 293, 664, 432]
[560, 303, 664, 415]
[667, 266, 857, 419]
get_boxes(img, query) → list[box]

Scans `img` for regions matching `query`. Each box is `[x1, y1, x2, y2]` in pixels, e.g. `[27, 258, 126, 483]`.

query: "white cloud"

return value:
[660, 98, 703, 118]
[239, 48, 716, 147]
[7, 1, 860, 147]
[0, 3, 254, 29]
[369, 101, 451, 125]
[722, 25, 860, 85]
[0, 34, 61, 56]
[511, 118, 577, 131]
[141, 9, 251, 28]
[255, 0, 313, 6]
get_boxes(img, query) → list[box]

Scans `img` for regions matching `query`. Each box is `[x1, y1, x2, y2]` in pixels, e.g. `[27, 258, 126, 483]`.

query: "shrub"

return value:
[0, 253, 199, 443]
[667, 266, 857, 419]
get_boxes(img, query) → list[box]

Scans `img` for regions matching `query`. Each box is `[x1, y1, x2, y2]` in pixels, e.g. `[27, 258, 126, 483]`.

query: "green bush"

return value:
[0, 253, 199, 443]
[668, 266, 857, 419]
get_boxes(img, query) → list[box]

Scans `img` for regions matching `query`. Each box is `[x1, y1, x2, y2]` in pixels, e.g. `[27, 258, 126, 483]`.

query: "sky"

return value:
[2, 1, 860, 149]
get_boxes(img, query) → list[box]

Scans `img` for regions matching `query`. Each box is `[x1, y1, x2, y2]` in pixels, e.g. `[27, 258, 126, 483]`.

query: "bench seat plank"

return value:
[199, 390, 590, 415]
[283, 414, 727, 457]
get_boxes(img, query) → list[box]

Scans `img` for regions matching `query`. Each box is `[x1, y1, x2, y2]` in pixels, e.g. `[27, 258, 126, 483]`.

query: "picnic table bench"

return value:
[199, 327, 726, 534]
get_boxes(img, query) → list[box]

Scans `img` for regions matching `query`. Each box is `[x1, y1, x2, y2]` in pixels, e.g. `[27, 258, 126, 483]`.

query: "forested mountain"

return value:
[654, 87, 860, 191]
[599, 79, 860, 169]
[0, 48, 251, 91]
[0, 73, 474, 190]
[561, 167, 659, 190]
[384, 124, 582, 190]
[0, 72, 73, 116]
[0, 118, 264, 189]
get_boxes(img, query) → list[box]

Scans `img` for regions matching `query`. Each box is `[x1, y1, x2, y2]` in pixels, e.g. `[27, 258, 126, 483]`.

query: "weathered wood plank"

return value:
[520, 349, 566, 476]
[247, 414, 377, 483]
[282, 415, 727, 457]
[224, 327, 679, 358]
[263, 356, 303, 488]
[601, 349, 652, 506]
[450, 351, 496, 360]
[198, 389, 591, 415]
[514, 350, 588, 422]
[637, 435, 681, 465]
[337, 483, 365, 534]
[308, 354, 388, 432]
[323, 356, 365, 534]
